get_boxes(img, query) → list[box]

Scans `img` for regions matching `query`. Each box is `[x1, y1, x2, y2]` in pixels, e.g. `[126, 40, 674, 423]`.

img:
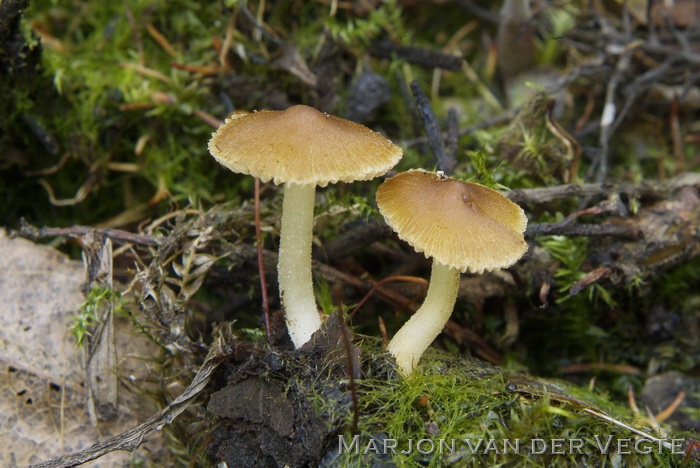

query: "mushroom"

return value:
[375, 169, 528, 375]
[208, 105, 402, 348]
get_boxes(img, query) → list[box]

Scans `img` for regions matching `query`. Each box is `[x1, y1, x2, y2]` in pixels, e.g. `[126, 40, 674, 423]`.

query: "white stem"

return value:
[278, 183, 322, 348]
[387, 262, 460, 375]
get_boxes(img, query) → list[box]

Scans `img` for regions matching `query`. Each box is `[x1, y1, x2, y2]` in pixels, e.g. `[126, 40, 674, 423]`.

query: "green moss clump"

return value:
[327, 346, 687, 467]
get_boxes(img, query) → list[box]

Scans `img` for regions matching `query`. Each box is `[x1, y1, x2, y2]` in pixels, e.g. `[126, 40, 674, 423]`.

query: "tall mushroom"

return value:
[208, 105, 402, 348]
[376, 169, 528, 375]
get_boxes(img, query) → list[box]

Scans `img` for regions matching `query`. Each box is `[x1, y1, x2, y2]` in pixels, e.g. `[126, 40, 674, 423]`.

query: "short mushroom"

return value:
[375, 169, 528, 375]
[209, 105, 402, 348]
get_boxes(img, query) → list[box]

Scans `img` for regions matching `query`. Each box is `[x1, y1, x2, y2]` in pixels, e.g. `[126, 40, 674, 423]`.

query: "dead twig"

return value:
[401, 109, 516, 149]
[525, 223, 638, 240]
[410, 80, 456, 175]
[238, 2, 284, 47]
[453, 0, 499, 24]
[508, 172, 700, 204]
[372, 39, 464, 71]
[569, 267, 613, 296]
[350, 275, 429, 319]
[594, 48, 634, 182]
[16, 219, 158, 247]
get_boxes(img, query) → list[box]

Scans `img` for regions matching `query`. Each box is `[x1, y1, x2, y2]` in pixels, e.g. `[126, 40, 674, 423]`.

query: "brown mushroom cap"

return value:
[208, 105, 403, 187]
[376, 169, 528, 273]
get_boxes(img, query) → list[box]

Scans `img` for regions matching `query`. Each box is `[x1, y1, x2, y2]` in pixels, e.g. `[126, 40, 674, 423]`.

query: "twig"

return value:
[581, 407, 676, 451]
[238, 2, 284, 47]
[394, 68, 422, 140]
[118, 62, 172, 84]
[526, 196, 634, 239]
[20, 115, 59, 156]
[81, 232, 117, 424]
[401, 109, 515, 148]
[443, 320, 502, 365]
[410, 80, 456, 175]
[526, 222, 639, 239]
[569, 267, 613, 296]
[372, 40, 464, 71]
[545, 100, 581, 183]
[655, 391, 686, 423]
[609, 56, 676, 138]
[453, 0, 499, 24]
[508, 172, 700, 204]
[595, 48, 634, 182]
[16, 219, 159, 247]
[526, 223, 638, 239]
[349, 276, 429, 319]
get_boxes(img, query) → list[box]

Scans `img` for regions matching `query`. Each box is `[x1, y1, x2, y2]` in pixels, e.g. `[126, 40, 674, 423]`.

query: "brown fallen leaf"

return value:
[0, 231, 169, 467]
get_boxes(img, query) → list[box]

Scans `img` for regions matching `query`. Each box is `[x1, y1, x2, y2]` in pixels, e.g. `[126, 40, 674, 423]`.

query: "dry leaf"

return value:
[0, 231, 169, 467]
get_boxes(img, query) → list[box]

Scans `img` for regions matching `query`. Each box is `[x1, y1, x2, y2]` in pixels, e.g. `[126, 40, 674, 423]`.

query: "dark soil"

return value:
[207, 312, 361, 467]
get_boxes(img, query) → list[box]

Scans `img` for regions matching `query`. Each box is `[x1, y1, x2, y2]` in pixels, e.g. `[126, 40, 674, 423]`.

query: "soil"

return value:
[207, 312, 359, 467]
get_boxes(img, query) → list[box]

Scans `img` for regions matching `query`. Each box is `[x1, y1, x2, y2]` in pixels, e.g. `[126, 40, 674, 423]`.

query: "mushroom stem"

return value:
[387, 262, 461, 375]
[278, 182, 322, 348]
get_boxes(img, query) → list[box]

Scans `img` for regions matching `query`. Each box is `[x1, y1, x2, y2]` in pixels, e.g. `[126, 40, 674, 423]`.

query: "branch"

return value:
[526, 223, 639, 239]
[16, 219, 158, 247]
[508, 172, 700, 204]
[410, 81, 456, 175]
[371, 39, 464, 71]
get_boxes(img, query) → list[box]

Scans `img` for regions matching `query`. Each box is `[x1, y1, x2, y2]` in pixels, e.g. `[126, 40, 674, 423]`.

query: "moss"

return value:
[3, 0, 241, 227]
[327, 345, 686, 467]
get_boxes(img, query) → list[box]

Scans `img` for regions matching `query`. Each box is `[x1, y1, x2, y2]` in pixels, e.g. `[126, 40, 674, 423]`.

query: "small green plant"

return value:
[316, 279, 336, 317]
[70, 285, 124, 347]
[517, 123, 550, 173]
[466, 147, 508, 190]
[351, 195, 378, 220]
[538, 234, 587, 283]
[538, 233, 618, 308]
[325, 0, 403, 48]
